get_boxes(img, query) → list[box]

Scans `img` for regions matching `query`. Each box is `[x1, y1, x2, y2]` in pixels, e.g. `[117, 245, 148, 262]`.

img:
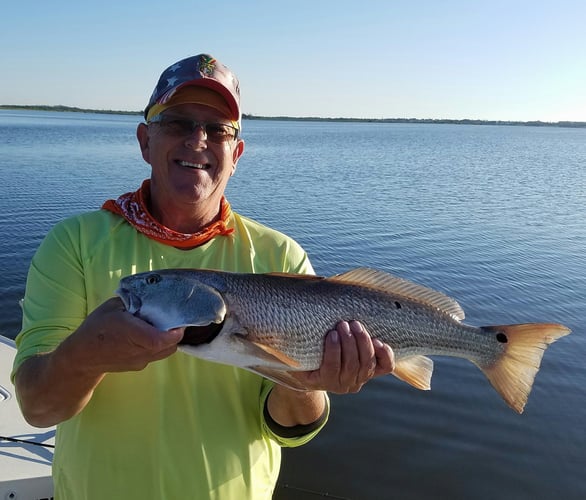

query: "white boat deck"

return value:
[0, 335, 55, 500]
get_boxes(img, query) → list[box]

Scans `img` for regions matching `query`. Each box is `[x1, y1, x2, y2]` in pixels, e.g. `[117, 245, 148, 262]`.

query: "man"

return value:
[12, 54, 394, 499]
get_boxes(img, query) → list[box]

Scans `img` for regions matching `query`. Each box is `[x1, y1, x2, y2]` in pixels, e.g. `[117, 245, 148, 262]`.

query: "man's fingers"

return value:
[295, 321, 396, 394]
[321, 329, 342, 373]
[349, 321, 377, 382]
[373, 338, 395, 376]
[338, 321, 361, 388]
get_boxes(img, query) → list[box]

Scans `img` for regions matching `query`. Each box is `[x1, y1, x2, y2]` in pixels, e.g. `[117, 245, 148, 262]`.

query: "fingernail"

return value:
[330, 331, 339, 344]
[373, 338, 384, 348]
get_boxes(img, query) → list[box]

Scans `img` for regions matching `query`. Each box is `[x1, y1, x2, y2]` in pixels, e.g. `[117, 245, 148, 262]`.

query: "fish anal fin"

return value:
[244, 338, 301, 369]
[478, 323, 571, 414]
[392, 355, 434, 390]
[329, 268, 465, 321]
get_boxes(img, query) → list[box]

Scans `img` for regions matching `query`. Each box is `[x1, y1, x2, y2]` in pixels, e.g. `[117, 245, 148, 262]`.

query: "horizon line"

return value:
[1, 104, 585, 128]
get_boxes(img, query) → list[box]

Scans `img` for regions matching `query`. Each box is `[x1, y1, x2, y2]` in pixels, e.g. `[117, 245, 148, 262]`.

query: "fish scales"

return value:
[218, 272, 499, 369]
[117, 267, 571, 413]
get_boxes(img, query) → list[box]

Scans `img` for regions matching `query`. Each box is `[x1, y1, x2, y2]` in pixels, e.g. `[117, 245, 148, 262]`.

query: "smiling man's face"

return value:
[137, 103, 244, 230]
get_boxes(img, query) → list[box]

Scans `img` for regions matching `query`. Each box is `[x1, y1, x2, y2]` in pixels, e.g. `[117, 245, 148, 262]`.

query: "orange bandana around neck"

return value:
[102, 179, 234, 248]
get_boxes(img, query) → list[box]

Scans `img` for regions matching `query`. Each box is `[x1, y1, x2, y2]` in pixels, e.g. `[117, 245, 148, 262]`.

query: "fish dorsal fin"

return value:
[266, 272, 325, 281]
[330, 267, 465, 321]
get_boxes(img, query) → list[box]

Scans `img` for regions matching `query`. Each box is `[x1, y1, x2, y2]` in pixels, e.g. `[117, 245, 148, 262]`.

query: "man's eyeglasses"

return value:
[148, 114, 239, 143]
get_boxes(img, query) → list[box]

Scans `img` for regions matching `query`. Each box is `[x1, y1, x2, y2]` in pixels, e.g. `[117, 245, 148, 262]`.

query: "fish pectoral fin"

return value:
[249, 366, 309, 391]
[392, 355, 434, 390]
[238, 337, 301, 369]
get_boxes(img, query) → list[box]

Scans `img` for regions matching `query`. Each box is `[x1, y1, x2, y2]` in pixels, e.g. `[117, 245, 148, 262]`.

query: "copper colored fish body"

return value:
[116, 268, 570, 413]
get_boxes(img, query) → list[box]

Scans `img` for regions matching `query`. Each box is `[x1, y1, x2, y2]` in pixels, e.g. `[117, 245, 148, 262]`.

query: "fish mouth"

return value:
[116, 287, 142, 315]
[180, 321, 224, 346]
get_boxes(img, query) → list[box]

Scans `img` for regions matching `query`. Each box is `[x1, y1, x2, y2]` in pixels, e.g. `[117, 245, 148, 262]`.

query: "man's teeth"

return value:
[179, 161, 208, 169]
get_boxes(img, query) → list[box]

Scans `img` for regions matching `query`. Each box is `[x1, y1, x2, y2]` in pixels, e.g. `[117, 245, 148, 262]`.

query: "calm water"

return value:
[1, 110, 585, 499]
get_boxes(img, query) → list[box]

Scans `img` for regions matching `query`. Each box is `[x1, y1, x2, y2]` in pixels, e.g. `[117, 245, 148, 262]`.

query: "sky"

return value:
[2, 0, 585, 122]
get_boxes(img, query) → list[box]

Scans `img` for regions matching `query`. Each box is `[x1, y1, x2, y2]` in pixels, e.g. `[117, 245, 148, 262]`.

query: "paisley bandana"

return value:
[102, 179, 234, 248]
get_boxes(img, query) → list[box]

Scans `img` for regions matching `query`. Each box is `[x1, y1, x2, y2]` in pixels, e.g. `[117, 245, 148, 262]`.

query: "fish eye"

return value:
[145, 274, 161, 285]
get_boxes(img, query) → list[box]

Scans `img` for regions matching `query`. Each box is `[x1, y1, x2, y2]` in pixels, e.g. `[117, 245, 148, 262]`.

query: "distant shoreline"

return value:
[1, 104, 585, 128]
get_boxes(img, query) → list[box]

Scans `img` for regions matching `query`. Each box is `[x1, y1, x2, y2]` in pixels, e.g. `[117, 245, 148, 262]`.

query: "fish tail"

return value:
[478, 323, 570, 413]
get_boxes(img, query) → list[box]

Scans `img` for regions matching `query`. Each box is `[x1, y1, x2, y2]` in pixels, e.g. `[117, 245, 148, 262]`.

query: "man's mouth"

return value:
[179, 160, 210, 170]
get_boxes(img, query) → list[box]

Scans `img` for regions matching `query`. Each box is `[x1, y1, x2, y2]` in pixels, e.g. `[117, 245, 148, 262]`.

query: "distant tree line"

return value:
[0, 104, 141, 115]
[242, 113, 586, 128]
[1, 105, 584, 128]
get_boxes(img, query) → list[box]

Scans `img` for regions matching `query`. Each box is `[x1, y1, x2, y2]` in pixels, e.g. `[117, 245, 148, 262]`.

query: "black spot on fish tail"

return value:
[180, 321, 224, 346]
[394, 301, 402, 309]
[496, 332, 508, 343]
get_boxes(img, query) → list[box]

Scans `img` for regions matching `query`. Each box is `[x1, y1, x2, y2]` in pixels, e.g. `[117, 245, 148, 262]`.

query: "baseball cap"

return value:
[144, 54, 241, 124]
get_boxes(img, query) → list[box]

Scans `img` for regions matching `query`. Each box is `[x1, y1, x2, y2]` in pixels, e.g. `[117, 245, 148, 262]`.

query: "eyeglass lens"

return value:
[151, 115, 237, 143]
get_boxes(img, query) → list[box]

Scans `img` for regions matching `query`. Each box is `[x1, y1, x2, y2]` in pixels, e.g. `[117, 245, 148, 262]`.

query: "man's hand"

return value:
[70, 297, 184, 375]
[14, 297, 184, 427]
[292, 320, 395, 393]
[266, 321, 395, 429]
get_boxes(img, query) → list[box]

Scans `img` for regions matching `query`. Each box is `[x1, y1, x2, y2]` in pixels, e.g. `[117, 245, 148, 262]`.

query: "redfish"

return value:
[116, 268, 570, 413]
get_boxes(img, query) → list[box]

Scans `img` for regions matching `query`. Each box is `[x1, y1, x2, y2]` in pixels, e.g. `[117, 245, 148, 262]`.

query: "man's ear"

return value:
[137, 123, 150, 163]
[231, 139, 245, 175]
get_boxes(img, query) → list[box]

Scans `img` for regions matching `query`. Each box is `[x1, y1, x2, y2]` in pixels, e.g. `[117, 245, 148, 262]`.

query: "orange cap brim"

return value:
[146, 87, 239, 129]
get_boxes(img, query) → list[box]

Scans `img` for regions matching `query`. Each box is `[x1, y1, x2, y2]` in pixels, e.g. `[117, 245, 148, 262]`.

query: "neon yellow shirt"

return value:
[14, 209, 327, 500]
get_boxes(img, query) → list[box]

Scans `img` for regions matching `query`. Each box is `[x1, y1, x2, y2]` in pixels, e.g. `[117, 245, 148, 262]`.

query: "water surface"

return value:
[1, 110, 584, 499]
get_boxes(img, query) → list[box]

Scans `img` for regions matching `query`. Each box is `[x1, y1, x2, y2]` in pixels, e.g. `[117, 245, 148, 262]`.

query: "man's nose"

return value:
[185, 125, 208, 148]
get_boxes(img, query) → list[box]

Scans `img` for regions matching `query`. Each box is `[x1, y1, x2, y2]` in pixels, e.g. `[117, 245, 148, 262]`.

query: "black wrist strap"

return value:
[263, 394, 328, 438]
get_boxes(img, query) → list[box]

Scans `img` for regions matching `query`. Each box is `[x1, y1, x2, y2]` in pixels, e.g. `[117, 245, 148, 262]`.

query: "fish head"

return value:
[116, 270, 226, 331]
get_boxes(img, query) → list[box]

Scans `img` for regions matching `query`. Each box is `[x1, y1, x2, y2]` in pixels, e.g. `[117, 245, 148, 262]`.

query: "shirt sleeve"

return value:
[258, 378, 330, 448]
[12, 217, 87, 380]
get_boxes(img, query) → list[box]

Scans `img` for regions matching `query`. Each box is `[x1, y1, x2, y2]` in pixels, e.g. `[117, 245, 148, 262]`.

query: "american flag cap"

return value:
[144, 54, 240, 122]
